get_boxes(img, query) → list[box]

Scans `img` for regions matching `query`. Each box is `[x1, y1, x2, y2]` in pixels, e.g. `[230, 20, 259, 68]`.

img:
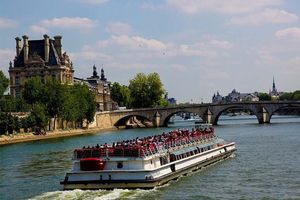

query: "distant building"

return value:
[168, 98, 177, 106]
[240, 93, 259, 102]
[74, 66, 115, 111]
[212, 91, 223, 103]
[269, 76, 280, 100]
[227, 89, 241, 102]
[9, 35, 74, 97]
[164, 93, 177, 106]
[212, 89, 259, 103]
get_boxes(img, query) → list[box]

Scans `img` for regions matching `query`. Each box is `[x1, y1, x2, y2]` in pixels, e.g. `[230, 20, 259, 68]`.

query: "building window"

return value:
[15, 76, 20, 85]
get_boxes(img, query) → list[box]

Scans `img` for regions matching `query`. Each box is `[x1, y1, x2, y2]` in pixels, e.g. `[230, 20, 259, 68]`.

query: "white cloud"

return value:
[69, 51, 112, 62]
[40, 17, 97, 29]
[208, 39, 234, 49]
[0, 48, 15, 75]
[30, 17, 97, 34]
[0, 17, 18, 28]
[141, 2, 164, 10]
[275, 27, 300, 40]
[79, 0, 109, 5]
[0, 48, 14, 62]
[29, 25, 49, 34]
[72, 35, 234, 72]
[98, 35, 167, 51]
[166, 0, 283, 15]
[229, 9, 298, 26]
[106, 22, 133, 35]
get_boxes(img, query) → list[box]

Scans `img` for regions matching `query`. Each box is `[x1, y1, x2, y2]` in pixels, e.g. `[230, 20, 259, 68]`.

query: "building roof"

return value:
[14, 39, 61, 67]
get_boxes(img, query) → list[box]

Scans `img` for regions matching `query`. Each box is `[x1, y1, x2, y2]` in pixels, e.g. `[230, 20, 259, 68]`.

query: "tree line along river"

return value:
[0, 115, 300, 200]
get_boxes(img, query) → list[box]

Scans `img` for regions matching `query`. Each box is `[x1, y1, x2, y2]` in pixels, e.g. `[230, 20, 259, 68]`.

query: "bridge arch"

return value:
[162, 110, 204, 127]
[269, 104, 300, 122]
[114, 114, 152, 128]
[212, 105, 260, 125]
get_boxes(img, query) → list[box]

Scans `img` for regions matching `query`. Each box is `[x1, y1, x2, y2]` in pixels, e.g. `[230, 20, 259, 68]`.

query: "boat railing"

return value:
[73, 132, 217, 160]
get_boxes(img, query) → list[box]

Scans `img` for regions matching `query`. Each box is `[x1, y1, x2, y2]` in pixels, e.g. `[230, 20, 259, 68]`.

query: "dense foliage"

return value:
[111, 72, 167, 109]
[280, 91, 300, 101]
[111, 82, 131, 108]
[0, 70, 9, 98]
[0, 76, 96, 135]
[258, 93, 271, 101]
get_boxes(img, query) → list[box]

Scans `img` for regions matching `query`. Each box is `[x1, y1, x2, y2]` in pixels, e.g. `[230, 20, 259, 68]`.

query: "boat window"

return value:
[117, 162, 123, 169]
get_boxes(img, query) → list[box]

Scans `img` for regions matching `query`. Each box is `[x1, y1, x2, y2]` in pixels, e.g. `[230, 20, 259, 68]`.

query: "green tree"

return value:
[292, 90, 300, 100]
[31, 103, 48, 132]
[44, 78, 65, 129]
[279, 92, 293, 101]
[111, 82, 131, 108]
[258, 93, 271, 101]
[0, 70, 9, 98]
[0, 112, 9, 134]
[61, 84, 96, 128]
[129, 73, 148, 108]
[23, 77, 46, 106]
[147, 72, 165, 106]
[0, 96, 16, 112]
[72, 84, 96, 126]
[129, 72, 165, 108]
[0, 113, 20, 134]
[158, 98, 171, 107]
[61, 87, 79, 126]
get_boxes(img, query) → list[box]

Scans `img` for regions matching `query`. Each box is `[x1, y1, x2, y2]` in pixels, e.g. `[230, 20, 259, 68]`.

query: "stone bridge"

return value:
[95, 101, 300, 128]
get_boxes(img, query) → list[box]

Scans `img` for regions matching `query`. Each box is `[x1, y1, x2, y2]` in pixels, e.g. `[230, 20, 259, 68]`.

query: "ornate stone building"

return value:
[74, 66, 115, 111]
[9, 35, 74, 97]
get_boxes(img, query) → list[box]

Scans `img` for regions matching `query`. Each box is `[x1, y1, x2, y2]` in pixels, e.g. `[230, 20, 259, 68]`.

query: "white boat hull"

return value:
[61, 142, 236, 190]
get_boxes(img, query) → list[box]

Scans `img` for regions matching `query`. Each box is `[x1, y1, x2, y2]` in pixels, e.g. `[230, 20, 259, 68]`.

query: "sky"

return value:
[1, 0, 300, 103]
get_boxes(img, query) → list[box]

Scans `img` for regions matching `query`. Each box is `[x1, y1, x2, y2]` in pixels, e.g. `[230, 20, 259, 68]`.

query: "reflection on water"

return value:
[1, 115, 300, 200]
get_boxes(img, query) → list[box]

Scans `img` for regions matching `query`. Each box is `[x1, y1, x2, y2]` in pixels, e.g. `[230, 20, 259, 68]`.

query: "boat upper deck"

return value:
[74, 126, 220, 159]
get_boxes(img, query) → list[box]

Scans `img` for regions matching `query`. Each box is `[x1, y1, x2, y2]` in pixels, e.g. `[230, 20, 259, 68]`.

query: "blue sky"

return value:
[1, 0, 300, 102]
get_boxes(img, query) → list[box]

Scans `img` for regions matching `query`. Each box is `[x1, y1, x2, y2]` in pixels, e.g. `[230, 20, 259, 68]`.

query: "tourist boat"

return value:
[60, 124, 236, 190]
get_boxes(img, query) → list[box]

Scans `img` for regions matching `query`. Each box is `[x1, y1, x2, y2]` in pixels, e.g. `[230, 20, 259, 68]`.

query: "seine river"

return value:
[1, 115, 300, 200]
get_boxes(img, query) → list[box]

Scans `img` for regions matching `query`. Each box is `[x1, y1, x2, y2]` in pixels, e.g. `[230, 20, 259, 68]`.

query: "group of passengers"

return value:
[81, 127, 215, 155]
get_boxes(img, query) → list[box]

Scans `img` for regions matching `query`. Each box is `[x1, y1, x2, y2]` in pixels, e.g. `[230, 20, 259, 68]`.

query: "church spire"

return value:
[272, 76, 277, 93]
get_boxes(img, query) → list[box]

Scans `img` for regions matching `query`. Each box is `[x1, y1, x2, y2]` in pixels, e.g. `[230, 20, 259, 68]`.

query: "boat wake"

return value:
[28, 188, 155, 200]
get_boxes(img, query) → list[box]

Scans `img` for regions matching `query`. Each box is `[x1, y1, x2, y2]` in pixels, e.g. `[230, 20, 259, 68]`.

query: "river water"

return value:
[1, 115, 300, 200]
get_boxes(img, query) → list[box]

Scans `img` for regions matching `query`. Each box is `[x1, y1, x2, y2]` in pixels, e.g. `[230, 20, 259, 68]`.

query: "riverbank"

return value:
[0, 127, 118, 146]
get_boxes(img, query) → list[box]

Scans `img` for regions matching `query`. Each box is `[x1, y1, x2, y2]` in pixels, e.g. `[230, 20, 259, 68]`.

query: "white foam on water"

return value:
[94, 189, 125, 200]
[28, 188, 157, 200]
[126, 188, 157, 199]
[28, 189, 108, 200]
